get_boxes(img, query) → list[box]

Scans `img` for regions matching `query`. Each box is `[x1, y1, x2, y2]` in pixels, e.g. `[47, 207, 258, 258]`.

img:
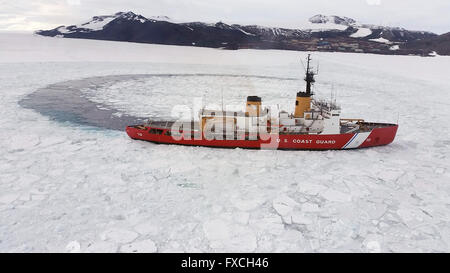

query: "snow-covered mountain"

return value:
[36, 12, 440, 55]
[309, 14, 356, 27]
[306, 14, 436, 43]
[72, 12, 147, 32]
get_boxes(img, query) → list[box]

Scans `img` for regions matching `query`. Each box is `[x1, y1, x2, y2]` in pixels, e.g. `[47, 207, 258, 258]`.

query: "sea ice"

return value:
[272, 195, 299, 216]
[0, 193, 19, 204]
[120, 239, 157, 253]
[1, 33, 450, 252]
[100, 229, 139, 244]
[134, 222, 160, 235]
[65, 241, 81, 253]
[203, 219, 257, 252]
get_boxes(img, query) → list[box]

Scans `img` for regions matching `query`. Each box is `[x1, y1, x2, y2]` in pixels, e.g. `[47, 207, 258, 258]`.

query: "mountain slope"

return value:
[37, 12, 260, 48]
[36, 12, 441, 56]
[403, 32, 450, 55]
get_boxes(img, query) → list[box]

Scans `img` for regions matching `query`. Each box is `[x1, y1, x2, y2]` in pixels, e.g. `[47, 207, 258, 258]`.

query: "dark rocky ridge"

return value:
[36, 12, 444, 56]
[404, 32, 450, 56]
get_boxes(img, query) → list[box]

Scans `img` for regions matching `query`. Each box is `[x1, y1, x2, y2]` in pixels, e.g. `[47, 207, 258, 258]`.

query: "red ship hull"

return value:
[126, 122, 398, 150]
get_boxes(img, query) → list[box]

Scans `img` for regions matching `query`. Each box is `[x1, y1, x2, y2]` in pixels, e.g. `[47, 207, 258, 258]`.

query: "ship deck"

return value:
[133, 120, 397, 135]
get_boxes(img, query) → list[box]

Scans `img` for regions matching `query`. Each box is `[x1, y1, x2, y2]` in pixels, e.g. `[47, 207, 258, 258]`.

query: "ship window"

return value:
[164, 130, 172, 136]
[332, 114, 339, 116]
[296, 101, 299, 105]
[149, 128, 163, 135]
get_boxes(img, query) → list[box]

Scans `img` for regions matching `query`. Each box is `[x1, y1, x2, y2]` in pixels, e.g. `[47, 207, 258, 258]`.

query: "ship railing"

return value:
[343, 125, 360, 134]
[145, 119, 177, 130]
[340, 118, 364, 125]
[313, 99, 341, 111]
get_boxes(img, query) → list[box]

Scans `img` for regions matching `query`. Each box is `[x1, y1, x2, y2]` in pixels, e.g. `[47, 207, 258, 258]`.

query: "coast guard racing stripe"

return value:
[342, 132, 371, 149]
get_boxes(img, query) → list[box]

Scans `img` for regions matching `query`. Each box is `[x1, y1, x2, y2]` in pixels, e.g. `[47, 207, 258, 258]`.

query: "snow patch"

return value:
[370, 37, 392, 44]
[304, 22, 348, 31]
[80, 17, 115, 31]
[390, 45, 400, 51]
[350, 28, 372, 38]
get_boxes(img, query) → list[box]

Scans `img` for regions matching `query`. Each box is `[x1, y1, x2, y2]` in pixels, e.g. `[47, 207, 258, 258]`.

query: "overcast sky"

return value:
[1, 0, 449, 34]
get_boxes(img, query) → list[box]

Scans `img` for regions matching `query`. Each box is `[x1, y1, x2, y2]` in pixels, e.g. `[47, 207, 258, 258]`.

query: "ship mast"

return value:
[294, 54, 315, 118]
[304, 54, 315, 96]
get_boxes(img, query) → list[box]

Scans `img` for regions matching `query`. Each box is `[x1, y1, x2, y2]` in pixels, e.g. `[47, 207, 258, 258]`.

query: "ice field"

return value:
[1, 33, 450, 252]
